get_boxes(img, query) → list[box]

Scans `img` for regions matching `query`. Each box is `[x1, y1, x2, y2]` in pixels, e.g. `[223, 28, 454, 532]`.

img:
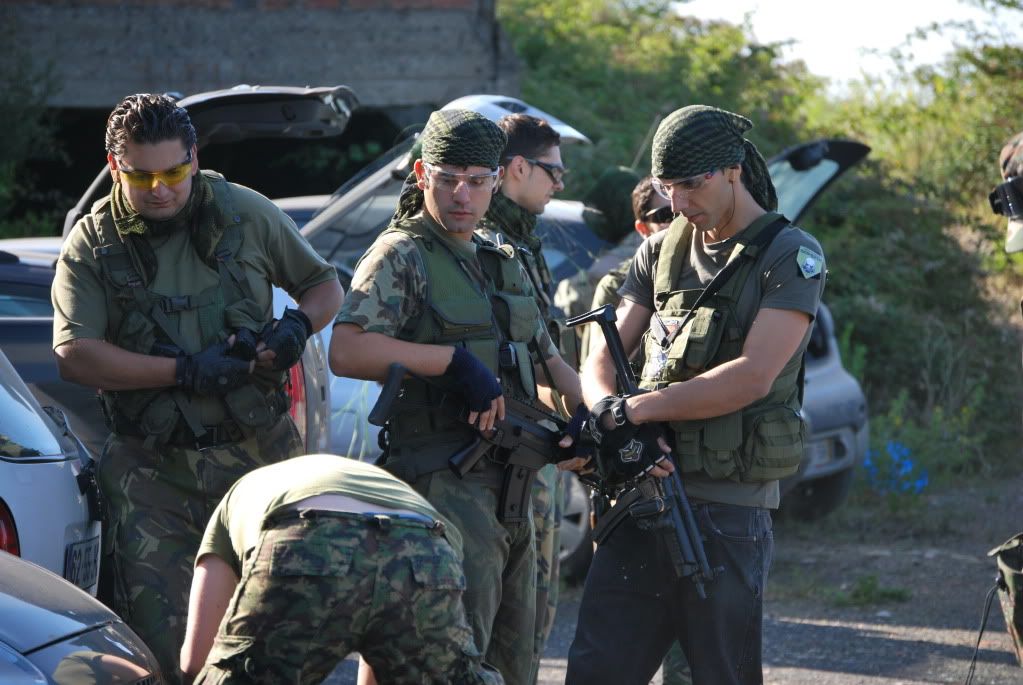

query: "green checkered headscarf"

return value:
[393, 109, 507, 222]
[651, 105, 777, 212]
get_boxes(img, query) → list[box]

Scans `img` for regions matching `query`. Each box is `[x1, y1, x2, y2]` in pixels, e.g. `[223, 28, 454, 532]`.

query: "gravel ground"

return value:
[331, 476, 1023, 684]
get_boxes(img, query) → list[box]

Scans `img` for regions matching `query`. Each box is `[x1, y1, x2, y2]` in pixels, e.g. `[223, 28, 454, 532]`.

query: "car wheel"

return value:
[779, 467, 855, 521]
[558, 471, 594, 584]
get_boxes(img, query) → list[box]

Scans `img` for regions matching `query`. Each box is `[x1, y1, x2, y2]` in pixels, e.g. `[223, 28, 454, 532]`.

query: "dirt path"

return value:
[538, 476, 1023, 684]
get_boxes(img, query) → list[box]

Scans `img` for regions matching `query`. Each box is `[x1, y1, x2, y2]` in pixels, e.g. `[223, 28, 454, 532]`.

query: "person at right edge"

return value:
[565, 105, 826, 685]
[992, 131, 1023, 355]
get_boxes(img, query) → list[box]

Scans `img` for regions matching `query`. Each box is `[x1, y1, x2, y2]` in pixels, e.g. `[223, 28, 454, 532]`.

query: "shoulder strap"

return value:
[653, 220, 695, 303]
[657, 215, 791, 350]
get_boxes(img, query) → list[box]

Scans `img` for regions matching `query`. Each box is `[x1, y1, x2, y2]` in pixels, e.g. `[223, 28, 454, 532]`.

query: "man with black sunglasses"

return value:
[475, 112, 580, 682]
[580, 176, 675, 363]
[50, 93, 343, 683]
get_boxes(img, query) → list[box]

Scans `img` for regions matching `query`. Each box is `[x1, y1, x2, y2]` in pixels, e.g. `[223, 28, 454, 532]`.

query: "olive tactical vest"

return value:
[91, 171, 285, 448]
[639, 220, 805, 483]
[381, 216, 544, 468]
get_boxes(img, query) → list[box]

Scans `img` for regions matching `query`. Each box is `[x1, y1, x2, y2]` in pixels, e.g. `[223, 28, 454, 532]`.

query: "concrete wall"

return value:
[7, 0, 520, 110]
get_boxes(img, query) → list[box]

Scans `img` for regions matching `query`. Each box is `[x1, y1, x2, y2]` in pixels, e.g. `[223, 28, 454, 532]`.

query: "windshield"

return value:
[770, 157, 841, 222]
[0, 354, 64, 458]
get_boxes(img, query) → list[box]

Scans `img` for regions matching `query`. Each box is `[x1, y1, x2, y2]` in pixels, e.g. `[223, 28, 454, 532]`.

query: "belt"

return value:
[116, 418, 248, 449]
[268, 508, 446, 535]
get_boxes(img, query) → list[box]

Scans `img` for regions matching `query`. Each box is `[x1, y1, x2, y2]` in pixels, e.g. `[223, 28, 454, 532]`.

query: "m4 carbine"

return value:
[369, 362, 594, 524]
[567, 304, 719, 599]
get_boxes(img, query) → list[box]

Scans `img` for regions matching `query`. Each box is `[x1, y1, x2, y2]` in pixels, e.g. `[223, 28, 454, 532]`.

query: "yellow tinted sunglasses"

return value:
[117, 153, 193, 189]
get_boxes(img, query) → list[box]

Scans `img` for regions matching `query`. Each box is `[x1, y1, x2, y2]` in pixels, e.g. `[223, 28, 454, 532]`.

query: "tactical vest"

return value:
[91, 171, 286, 449]
[382, 216, 544, 478]
[639, 220, 805, 483]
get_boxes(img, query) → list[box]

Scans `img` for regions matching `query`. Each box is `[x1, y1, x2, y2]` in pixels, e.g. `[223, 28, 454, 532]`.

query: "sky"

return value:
[680, 0, 1021, 90]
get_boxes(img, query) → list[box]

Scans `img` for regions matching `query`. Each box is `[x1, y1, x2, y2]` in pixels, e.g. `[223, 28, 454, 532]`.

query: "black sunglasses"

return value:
[643, 205, 675, 225]
[513, 156, 566, 184]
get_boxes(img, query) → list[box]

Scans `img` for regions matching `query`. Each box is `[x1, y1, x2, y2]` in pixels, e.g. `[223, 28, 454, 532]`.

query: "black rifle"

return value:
[566, 304, 719, 599]
[368, 362, 595, 523]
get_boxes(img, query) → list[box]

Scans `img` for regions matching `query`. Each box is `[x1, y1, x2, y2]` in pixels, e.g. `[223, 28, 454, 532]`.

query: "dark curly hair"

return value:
[105, 93, 197, 157]
[498, 113, 561, 161]
[631, 176, 660, 223]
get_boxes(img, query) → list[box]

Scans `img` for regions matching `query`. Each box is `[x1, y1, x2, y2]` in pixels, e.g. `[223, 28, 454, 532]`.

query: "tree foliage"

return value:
[499, 0, 1023, 467]
[0, 8, 64, 238]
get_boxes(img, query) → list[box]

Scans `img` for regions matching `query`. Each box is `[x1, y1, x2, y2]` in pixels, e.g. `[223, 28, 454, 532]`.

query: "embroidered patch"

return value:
[796, 246, 824, 279]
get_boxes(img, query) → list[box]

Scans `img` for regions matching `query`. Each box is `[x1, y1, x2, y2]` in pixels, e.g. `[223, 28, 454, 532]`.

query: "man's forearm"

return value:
[626, 357, 767, 424]
[55, 338, 176, 391]
[580, 348, 619, 407]
[296, 278, 345, 333]
[536, 355, 584, 410]
[329, 324, 455, 382]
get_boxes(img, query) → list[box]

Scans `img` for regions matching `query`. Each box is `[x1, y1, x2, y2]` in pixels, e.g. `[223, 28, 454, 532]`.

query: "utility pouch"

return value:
[138, 393, 179, 445]
[739, 406, 805, 481]
[492, 293, 540, 342]
[223, 384, 275, 434]
[663, 306, 726, 376]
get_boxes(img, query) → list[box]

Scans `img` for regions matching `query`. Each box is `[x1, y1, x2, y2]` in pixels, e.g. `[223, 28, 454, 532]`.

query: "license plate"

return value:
[63, 536, 100, 590]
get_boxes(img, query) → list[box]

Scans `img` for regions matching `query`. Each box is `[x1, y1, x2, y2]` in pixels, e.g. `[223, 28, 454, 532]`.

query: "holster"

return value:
[591, 478, 665, 545]
[497, 460, 535, 525]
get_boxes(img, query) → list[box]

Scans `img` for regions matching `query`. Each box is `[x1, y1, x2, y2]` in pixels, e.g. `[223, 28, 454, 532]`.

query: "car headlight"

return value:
[0, 642, 47, 684]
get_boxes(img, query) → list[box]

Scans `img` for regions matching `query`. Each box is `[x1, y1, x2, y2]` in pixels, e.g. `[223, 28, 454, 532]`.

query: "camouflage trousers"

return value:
[411, 466, 537, 685]
[530, 464, 563, 681]
[97, 415, 302, 685]
[193, 513, 501, 685]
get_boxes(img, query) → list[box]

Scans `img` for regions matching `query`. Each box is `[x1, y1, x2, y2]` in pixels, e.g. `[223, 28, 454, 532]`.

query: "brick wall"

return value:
[7, 0, 519, 109]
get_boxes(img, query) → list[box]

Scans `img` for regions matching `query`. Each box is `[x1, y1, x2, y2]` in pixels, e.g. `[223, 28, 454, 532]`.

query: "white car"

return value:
[0, 348, 101, 596]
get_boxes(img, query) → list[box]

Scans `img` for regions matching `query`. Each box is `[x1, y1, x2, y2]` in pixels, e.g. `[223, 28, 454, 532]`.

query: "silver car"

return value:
[0, 348, 101, 596]
[0, 550, 160, 684]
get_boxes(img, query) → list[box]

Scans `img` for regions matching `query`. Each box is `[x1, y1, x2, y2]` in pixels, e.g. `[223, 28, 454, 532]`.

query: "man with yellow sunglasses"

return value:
[50, 93, 343, 684]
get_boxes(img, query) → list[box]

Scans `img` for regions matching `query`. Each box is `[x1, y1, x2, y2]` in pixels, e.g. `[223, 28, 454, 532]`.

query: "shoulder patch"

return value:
[795, 246, 824, 279]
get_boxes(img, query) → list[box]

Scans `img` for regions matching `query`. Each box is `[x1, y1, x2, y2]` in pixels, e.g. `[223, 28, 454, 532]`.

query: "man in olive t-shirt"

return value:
[50, 94, 343, 683]
[181, 454, 501, 685]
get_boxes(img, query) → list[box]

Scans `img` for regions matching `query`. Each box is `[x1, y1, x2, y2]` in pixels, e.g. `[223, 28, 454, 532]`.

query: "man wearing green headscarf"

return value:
[330, 109, 584, 685]
[567, 105, 827, 684]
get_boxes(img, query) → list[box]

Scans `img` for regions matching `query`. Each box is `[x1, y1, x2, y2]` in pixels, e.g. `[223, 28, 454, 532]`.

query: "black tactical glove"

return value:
[588, 395, 668, 483]
[563, 402, 595, 461]
[230, 327, 260, 361]
[446, 346, 501, 411]
[260, 308, 313, 371]
[175, 341, 252, 395]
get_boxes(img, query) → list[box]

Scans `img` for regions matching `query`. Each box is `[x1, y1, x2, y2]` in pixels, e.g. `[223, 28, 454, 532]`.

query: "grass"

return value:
[829, 574, 911, 608]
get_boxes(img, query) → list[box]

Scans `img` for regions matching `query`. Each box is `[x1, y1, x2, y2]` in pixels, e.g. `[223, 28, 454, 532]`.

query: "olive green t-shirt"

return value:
[620, 212, 827, 508]
[198, 454, 462, 576]
[51, 177, 337, 423]
[337, 212, 557, 360]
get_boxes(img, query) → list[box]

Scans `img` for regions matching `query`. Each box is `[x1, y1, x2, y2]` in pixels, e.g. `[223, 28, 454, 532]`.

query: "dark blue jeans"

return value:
[566, 502, 774, 685]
